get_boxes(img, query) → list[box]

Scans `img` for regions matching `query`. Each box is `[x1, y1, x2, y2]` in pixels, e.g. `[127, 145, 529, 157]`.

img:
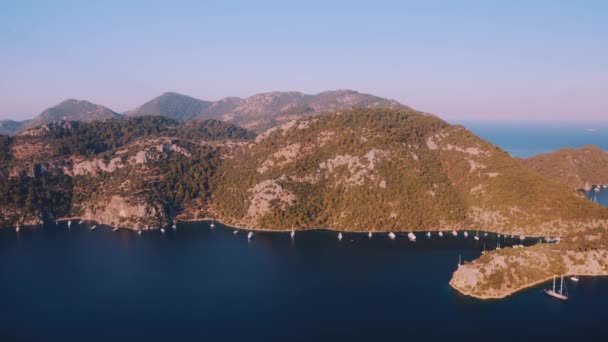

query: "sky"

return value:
[0, 0, 607, 121]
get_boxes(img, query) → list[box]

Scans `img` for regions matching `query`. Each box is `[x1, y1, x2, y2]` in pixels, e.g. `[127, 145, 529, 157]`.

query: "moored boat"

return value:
[408, 232, 416, 242]
[337, 232, 343, 241]
[544, 275, 568, 300]
[248, 231, 254, 240]
[388, 232, 396, 240]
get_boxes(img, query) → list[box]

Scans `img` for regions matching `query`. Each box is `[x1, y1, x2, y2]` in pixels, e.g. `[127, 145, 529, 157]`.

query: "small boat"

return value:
[438, 231, 444, 237]
[67, 220, 72, 228]
[55, 221, 59, 225]
[248, 231, 254, 240]
[519, 235, 525, 241]
[544, 275, 568, 300]
[79, 220, 84, 224]
[594, 187, 600, 192]
[338, 232, 343, 241]
[15, 224, 20, 233]
[290, 229, 295, 239]
[482, 243, 486, 254]
[368, 231, 373, 238]
[498, 234, 501, 238]
[160, 228, 165, 234]
[484, 232, 488, 237]
[452, 230, 458, 237]
[112, 226, 119, 232]
[408, 232, 416, 242]
[463, 231, 469, 238]
[210, 221, 216, 229]
[137, 229, 142, 236]
[474, 231, 479, 241]
[510, 235, 514, 239]
[233, 230, 238, 235]
[90, 225, 97, 231]
[172, 224, 177, 230]
[496, 242, 501, 250]
[425, 232, 431, 238]
[571, 274, 579, 282]
[388, 232, 396, 240]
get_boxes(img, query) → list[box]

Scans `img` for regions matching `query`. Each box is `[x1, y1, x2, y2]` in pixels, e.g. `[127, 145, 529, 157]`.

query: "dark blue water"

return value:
[1, 207, 608, 341]
[458, 121, 608, 158]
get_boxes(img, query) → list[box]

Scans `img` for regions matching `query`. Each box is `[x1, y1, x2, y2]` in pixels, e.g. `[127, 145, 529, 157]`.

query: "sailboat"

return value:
[233, 230, 238, 235]
[438, 231, 444, 237]
[571, 274, 580, 282]
[248, 231, 254, 240]
[67, 220, 72, 229]
[172, 223, 177, 230]
[338, 232, 343, 241]
[463, 231, 469, 238]
[290, 229, 295, 239]
[497, 234, 501, 238]
[452, 230, 458, 237]
[112, 226, 119, 232]
[90, 225, 97, 231]
[482, 243, 486, 254]
[474, 231, 479, 241]
[210, 221, 216, 229]
[544, 275, 568, 300]
[388, 232, 396, 240]
[160, 228, 165, 234]
[79, 220, 84, 224]
[368, 231, 373, 238]
[426, 231, 431, 238]
[137, 229, 142, 236]
[496, 241, 501, 250]
[408, 232, 416, 242]
[519, 235, 525, 241]
[15, 224, 20, 233]
[484, 232, 488, 237]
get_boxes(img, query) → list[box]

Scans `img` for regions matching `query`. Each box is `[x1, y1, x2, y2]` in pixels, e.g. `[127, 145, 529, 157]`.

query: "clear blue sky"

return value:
[1, 0, 606, 121]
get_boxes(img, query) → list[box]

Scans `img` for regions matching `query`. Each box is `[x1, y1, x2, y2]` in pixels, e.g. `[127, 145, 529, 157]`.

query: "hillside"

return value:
[211, 108, 608, 235]
[523, 145, 608, 190]
[127, 89, 406, 132]
[0, 116, 254, 228]
[0, 120, 26, 135]
[25, 99, 122, 129]
[126, 92, 214, 122]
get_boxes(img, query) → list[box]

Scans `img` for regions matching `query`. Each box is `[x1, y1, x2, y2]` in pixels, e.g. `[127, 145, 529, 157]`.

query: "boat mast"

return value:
[553, 275, 556, 293]
[560, 275, 564, 295]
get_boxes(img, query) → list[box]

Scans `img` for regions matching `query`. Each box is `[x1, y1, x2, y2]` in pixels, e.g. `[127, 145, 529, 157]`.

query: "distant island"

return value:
[2, 91, 608, 300]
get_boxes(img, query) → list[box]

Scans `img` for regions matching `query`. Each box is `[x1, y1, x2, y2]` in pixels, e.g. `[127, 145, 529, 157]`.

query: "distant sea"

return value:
[457, 121, 608, 158]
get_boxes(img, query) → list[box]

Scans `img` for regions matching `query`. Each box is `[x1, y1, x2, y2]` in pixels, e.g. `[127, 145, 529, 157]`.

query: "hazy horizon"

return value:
[1, 1, 606, 122]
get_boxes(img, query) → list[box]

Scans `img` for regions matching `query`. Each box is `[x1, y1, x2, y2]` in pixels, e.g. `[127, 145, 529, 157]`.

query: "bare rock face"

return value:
[83, 195, 169, 229]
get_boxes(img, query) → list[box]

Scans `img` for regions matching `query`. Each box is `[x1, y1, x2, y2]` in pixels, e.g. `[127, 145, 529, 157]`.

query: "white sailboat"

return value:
[426, 232, 431, 238]
[290, 229, 295, 239]
[338, 232, 343, 241]
[519, 235, 525, 241]
[137, 229, 142, 236]
[172, 224, 177, 230]
[452, 230, 458, 237]
[368, 231, 373, 238]
[571, 274, 580, 282]
[484, 232, 488, 237]
[463, 231, 469, 238]
[496, 241, 501, 250]
[482, 243, 486, 254]
[67, 220, 72, 229]
[160, 228, 165, 234]
[233, 230, 238, 235]
[408, 232, 416, 242]
[474, 231, 479, 241]
[15, 224, 20, 233]
[79, 220, 84, 224]
[498, 234, 501, 238]
[388, 232, 396, 240]
[438, 231, 444, 237]
[248, 231, 254, 240]
[210, 221, 216, 229]
[90, 225, 97, 231]
[544, 275, 568, 300]
[112, 226, 119, 232]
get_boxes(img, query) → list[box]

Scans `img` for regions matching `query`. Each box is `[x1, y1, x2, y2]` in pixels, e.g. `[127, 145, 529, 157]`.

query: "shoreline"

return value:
[450, 272, 608, 300]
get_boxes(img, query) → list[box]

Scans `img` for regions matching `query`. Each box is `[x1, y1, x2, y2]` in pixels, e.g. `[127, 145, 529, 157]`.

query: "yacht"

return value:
[90, 225, 97, 231]
[388, 232, 396, 240]
[426, 232, 431, 238]
[368, 231, 373, 238]
[137, 229, 142, 236]
[160, 228, 165, 234]
[544, 275, 568, 300]
[233, 230, 238, 235]
[210, 221, 216, 229]
[290, 229, 295, 239]
[248, 231, 254, 240]
[463, 231, 469, 238]
[474, 231, 479, 241]
[15, 224, 20, 233]
[79, 220, 84, 224]
[67, 220, 72, 229]
[338, 232, 343, 241]
[408, 232, 416, 242]
[438, 231, 444, 237]
[172, 224, 177, 230]
[571, 274, 580, 282]
[112, 226, 119, 232]
[496, 242, 501, 250]
[452, 230, 458, 237]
